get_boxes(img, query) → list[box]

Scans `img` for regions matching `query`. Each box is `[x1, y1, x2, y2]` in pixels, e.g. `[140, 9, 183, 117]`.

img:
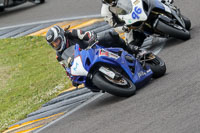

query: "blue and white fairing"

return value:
[116, 0, 148, 25]
[70, 56, 88, 76]
[112, 0, 172, 26]
[66, 43, 153, 87]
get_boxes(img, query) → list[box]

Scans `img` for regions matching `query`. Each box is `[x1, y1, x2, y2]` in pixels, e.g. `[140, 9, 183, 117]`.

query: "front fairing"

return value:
[112, 0, 148, 25]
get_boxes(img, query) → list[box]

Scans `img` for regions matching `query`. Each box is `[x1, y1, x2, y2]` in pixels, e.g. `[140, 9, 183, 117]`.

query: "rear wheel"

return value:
[155, 20, 190, 40]
[0, 7, 4, 12]
[92, 71, 136, 97]
[39, 0, 45, 4]
[146, 55, 166, 78]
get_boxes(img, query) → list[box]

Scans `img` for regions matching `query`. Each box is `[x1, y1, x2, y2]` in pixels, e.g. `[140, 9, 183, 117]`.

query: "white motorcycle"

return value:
[0, 0, 45, 12]
[109, 0, 191, 40]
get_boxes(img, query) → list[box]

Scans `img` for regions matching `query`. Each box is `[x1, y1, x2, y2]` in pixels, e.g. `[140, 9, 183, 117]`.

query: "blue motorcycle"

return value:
[61, 43, 166, 97]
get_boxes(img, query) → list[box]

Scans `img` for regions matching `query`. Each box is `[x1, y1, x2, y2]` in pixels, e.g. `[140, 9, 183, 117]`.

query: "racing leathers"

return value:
[101, 0, 173, 54]
[101, 3, 146, 55]
[56, 29, 125, 63]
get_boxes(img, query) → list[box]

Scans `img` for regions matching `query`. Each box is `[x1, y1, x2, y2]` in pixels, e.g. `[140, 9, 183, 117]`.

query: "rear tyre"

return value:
[39, 0, 45, 4]
[92, 71, 136, 97]
[156, 20, 190, 40]
[0, 7, 4, 12]
[146, 55, 166, 78]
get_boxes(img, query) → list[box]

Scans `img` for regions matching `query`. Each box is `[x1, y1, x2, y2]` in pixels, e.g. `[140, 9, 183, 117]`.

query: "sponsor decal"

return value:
[73, 62, 79, 71]
[99, 49, 119, 59]
[138, 69, 151, 78]
[99, 50, 109, 56]
[133, 0, 140, 5]
[128, 19, 133, 24]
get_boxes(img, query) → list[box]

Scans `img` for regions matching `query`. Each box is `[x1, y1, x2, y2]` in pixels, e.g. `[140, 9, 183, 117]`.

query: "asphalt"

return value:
[38, 0, 200, 133]
[2, 18, 166, 132]
[1, 0, 200, 133]
[0, 0, 101, 28]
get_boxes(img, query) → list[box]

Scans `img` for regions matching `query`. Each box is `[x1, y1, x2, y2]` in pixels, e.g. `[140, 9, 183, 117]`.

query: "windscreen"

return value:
[109, 0, 132, 15]
[61, 45, 75, 61]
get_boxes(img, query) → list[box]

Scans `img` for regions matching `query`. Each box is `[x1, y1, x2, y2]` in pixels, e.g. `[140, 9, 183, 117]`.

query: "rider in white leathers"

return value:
[101, 0, 173, 55]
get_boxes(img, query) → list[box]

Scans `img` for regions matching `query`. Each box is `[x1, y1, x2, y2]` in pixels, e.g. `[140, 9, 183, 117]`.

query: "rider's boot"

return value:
[126, 43, 147, 59]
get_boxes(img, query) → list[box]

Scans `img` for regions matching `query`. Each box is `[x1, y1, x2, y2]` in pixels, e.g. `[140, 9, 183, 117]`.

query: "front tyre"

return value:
[155, 20, 190, 40]
[146, 55, 166, 78]
[92, 72, 136, 97]
[181, 15, 191, 30]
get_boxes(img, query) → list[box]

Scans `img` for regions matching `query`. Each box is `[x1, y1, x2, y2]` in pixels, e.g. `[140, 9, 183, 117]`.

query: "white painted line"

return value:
[0, 14, 101, 30]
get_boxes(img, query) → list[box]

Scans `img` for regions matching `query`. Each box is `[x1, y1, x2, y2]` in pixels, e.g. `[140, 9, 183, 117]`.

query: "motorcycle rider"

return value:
[101, 0, 173, 55]
[46, 25, 127, 63]
[46, 25, 127, 85]
[46, 25, 96, 63]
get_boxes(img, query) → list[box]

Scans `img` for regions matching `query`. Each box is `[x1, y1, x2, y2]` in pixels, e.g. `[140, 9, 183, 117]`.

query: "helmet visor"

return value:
[51, 37, 61, 49]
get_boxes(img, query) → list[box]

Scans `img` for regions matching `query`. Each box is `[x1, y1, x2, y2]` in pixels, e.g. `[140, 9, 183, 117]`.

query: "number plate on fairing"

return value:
[118, 0, 147, 25]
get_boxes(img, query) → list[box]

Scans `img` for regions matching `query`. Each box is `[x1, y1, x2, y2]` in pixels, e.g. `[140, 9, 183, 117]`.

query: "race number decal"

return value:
[132, 6, 142, 19]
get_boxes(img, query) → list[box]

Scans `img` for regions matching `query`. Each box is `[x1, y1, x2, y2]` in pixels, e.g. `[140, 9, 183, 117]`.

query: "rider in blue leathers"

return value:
[46, 25, 127, 86]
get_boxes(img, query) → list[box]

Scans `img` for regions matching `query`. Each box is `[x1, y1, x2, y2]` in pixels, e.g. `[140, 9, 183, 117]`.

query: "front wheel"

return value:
[155, 20, 190, 40]
[92, 71, 136, 97]
[181, 15, 191, 30]
[146, 55, 166, 78]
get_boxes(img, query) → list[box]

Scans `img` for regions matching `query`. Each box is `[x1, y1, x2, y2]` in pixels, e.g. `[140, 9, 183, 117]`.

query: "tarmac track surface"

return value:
[1, 0, 200, 133]
[38, 0, 200, 133]
[0, 0, 101, 28]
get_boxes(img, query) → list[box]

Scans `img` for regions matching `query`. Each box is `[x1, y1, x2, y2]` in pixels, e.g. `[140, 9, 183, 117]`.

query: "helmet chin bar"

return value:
[57, 36, 66, 52]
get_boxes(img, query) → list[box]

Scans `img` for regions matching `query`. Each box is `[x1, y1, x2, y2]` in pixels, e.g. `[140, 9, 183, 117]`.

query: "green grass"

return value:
[0, 36, 72, 132]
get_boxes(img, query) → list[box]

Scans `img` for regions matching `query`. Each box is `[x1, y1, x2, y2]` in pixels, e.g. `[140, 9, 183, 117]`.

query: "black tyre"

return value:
[39, 0, 45, 4]
[92, 71, 136, 97]
[0, 7, 4, 12]
[181, 15, 191, 30]
[146, 55, 166, 78]
[31, 0, 45, 4]
[156, 20, 190, 40]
